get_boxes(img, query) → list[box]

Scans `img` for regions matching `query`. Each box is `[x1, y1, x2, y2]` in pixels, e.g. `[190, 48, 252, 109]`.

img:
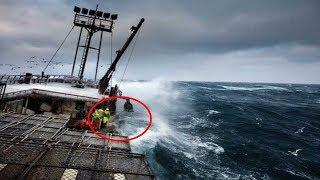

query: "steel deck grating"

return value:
[0, 113, 154, 179]
[0, 141, 154, 179]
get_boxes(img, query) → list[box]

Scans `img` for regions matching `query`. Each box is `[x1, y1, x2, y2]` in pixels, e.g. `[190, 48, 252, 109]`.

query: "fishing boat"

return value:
[0, 4, 154, 180]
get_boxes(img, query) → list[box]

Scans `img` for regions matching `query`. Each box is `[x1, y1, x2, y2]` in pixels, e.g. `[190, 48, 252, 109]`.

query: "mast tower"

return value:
[71, 5, 118, 87]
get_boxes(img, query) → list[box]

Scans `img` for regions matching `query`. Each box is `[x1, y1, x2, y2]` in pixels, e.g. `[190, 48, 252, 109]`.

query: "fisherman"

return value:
[101, 108, 111, 128]
[124, 99, 133, 112]
[92, 109, 103, 129]
[114, 84, 122, 96]
[92, 109, 101, 120]
[75, 104, 86, 119]
[67, 104, 86, 129]
[109, 87, 116, 96]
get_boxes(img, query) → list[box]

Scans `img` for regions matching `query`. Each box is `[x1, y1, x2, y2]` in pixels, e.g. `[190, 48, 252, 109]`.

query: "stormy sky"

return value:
[0, 0, 319, 84]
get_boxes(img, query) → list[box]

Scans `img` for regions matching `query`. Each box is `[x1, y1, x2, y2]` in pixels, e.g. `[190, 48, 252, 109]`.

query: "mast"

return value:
[71, 27, 83, 76]
[72, 5, 117, 87]
[98, 18, 145, 94]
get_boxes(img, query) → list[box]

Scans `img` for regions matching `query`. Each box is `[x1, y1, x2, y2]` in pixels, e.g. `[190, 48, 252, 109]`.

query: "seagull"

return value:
[288, 149, 302, 156]
[294, 127, 305, 134]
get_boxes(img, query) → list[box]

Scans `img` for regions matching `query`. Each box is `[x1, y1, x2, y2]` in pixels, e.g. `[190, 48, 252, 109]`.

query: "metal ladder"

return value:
[77, 32, 91, 78]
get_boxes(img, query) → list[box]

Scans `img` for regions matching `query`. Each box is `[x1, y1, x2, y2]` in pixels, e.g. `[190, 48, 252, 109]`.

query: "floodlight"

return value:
[96, 11, 103, 17]
[81, 8, 88, 15]
[74, 6, 81, 13]
[89, 9, 96, 16]
[111, 14, 118, 20]
[103, 12, 110, 19]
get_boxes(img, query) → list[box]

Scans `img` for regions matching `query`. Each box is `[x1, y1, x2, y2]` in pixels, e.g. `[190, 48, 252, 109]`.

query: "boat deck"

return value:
[0, 113, 154, 179]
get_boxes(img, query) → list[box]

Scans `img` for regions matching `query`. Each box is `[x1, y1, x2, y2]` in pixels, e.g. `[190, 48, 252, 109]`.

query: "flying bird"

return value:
[288, 149, 302, 156]
[294, 127, 305, 134]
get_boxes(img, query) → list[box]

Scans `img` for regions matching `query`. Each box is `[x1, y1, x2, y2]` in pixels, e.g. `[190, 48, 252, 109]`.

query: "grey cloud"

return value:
[63, 0, 320, 53]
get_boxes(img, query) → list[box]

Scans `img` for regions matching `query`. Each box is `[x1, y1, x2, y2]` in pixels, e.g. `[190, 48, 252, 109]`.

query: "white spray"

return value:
[116, 78, 179, 152]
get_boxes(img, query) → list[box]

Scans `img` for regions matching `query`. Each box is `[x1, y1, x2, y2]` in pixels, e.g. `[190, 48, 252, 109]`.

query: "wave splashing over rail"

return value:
[116, 80, 320, 179]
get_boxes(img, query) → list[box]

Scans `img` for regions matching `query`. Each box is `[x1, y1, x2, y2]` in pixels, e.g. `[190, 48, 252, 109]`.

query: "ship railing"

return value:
[0, 74, 25, 84]
[0, 74, 80, 85]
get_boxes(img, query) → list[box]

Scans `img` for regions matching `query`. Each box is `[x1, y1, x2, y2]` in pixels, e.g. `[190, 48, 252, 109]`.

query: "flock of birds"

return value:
[1, 56, 108, 75]
[0, 56, 73, 75]
[287, 127, 305, 157]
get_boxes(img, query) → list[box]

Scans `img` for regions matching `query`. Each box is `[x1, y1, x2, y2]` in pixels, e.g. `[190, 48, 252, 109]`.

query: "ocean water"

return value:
[118, 80, 320, 180]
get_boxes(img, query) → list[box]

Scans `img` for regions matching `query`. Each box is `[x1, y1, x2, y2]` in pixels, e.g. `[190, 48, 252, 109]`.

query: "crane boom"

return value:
[98, 18, 145, 94]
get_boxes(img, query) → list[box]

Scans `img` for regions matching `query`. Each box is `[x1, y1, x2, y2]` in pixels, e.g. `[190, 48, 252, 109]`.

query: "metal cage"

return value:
[0, 113, 154, 179]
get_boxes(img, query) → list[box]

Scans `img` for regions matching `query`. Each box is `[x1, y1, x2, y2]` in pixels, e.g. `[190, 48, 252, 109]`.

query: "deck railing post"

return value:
[0, 82, 7, 102]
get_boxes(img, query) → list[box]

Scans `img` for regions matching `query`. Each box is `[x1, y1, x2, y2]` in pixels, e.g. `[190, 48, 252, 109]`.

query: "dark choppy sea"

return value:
[119, 81, 320, 180]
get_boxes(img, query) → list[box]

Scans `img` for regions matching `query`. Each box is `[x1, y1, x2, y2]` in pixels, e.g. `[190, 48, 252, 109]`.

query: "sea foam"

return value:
[208, 109, 220, 116]
[220, 85, 288, 91]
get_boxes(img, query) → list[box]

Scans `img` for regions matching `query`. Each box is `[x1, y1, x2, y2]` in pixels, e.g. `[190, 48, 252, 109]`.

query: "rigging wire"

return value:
[118, 28, 141, 88]
[110, 31, 113, 87]
[43, 25, 75, 73]
[110, 27, 141, 85]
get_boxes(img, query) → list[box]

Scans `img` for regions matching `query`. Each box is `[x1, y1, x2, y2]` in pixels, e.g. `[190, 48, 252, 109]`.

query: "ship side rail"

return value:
[0, 74, 99, 99]
[0, 74, 80, 85]
[2, 88, 100, 102]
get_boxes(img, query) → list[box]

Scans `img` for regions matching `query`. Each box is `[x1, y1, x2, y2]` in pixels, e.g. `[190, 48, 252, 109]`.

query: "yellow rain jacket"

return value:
[102, 108, 110, 124]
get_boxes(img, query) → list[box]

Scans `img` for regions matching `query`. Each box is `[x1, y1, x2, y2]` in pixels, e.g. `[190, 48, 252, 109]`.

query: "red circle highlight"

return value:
[86, 95, 152, 142]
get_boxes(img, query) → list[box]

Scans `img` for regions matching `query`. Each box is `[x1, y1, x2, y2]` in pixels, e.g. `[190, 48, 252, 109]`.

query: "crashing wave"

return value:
[220, 85, 288, 91]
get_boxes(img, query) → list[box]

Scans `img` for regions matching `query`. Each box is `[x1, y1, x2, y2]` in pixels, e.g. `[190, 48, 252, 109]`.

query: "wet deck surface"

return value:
[0, 113, 154, 179]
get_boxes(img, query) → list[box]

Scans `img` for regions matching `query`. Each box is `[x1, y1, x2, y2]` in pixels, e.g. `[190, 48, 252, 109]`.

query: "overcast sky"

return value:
[0, 0, 319, 84]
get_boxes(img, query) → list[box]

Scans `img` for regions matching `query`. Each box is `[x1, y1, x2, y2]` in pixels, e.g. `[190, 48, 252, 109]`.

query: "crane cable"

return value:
[43, 25, 75, 73]
[118, 28, 141, 88]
